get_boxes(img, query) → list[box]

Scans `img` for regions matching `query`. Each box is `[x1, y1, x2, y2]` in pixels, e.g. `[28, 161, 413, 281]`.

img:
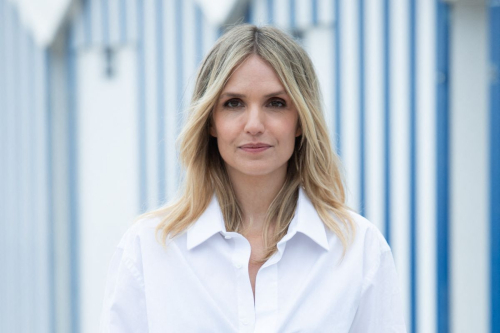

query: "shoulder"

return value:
[116, 216, 164, 263]
[346, 210, 391, 255]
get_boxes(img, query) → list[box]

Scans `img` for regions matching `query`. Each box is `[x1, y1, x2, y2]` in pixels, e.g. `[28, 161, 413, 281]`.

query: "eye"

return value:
[223, 99, 244, 109]
[267, 98, 286, 108]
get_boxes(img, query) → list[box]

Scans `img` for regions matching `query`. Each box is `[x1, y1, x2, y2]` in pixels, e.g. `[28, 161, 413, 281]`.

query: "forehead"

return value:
[222, 55, 285, 92]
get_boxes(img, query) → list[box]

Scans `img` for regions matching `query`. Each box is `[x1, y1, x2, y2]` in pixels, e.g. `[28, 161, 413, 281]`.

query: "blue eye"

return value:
[268, 99, 286, 108]
[224, 99, 243, 108]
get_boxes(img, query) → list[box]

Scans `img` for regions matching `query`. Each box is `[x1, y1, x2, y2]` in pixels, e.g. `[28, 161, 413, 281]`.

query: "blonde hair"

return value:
[141, 24, 355, 260]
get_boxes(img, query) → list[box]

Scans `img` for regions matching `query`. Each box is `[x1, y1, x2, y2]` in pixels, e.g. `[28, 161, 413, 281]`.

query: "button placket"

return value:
[231, 235, 255, 332]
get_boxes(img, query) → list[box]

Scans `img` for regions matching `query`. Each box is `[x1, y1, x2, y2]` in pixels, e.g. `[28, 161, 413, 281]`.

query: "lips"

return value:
[239, 143, 272, 153]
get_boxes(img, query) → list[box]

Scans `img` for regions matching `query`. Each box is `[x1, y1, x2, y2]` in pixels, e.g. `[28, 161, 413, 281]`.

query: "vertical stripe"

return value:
[289, 0, 296, 29]
[137, 0, 147, 212]
[312, 0, 319, 26]
[66, 27, 80, 333]
[101, 0, 110, 44]
[119, 0, 127, 43]
[175, 0, 184, 181]
[409, 0, 417, 331]
[156, 0, 166, 205]
[244, 0, 253, 23]
[28, 34, 36, 333]
[83, 0, 92, 46]
[436, 1, 450, 332]
[358, 0, 366, 216]
[334, 0, 341, 155]
[12, 8, 21, 330]
[267, 0, 274, 24]
[195, 4, 203, 65]
[490, 4, 500, 332]
[44, 48, 55, 333]
[0, 0, 5, 327]
[383, 0, 391, 244]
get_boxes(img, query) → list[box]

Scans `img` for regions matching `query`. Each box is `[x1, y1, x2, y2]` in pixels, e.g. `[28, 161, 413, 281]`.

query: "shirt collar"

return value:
[186, 195, 226, 250]
[186, 187, 330, 251]
[293, 187, 330, 251]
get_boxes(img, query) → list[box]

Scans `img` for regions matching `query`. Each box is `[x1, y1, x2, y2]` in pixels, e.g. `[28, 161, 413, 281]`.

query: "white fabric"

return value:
[100, 188, 407, 332]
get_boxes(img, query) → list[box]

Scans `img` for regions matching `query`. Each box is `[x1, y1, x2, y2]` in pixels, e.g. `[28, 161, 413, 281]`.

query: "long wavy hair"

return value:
[141, 24, 355, 260]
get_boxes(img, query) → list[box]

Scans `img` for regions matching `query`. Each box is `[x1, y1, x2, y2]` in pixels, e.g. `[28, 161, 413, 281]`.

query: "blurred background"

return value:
[0, 0, 498, 332]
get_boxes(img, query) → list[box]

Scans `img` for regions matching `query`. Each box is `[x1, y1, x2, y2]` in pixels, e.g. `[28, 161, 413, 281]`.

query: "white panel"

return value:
[274, 0, 290, 29]
[364, 0, 384, 233]
[77, 46, 139, 333]
[390, 0, 411, 328]
[450, 4, 489, 333]
[296, 0, 312, 30]
[416, 0, 437, 332]
[164, 0, 179, 199]
[318, 0, 334, 26]
[339, 0, 360, 211]
[303, 27, 334, 137]
[143, 0, 159, 209]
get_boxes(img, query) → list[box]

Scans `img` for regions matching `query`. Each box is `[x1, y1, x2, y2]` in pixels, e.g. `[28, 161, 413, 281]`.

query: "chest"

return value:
[141, 234, 363, 332]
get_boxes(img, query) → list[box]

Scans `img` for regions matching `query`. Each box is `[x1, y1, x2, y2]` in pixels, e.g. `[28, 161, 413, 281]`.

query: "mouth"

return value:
[239, 143, 272, 153]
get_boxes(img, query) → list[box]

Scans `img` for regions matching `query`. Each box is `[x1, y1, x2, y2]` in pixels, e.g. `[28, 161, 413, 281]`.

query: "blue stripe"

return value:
[383, 0, 391, 244]
[156, 0, 166, 205]
[334, 0, 342, 156]
[409, 0, 417, 332]
[119, 0, 127, 43]
[65, 26, 80, 333]
[136, 0, 147, 212]
[44, 48, 56, 333]
[83, 0, 92, 46]
[289, 0, 296, 30]
[244, 0, 253, 23]
[101, 0, 110, 44]
[175, 0, 184, 182]
[312, 0, 319, 26]
[27, 36, 35, 330]
[358, 0, 366, 216]
[490, 4, 500, 333]
[0, 0, 6, 330]
[195, 4, 203, 66]
[436, 2, 450, 332]
[27, 34, 37, 332]
[13, 9, 21, 329]
[267, 0, 274, 24]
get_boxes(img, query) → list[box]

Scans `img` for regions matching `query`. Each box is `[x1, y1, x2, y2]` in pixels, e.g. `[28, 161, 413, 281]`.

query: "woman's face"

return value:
[210, 54, 301, 179]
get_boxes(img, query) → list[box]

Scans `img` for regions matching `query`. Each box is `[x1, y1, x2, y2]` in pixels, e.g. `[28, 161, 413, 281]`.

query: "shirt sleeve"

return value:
[100, 234, 149, 332]
[348, 249, 407, 333]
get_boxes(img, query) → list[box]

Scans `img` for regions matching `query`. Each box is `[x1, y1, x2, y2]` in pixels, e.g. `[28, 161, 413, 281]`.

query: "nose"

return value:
[243, 105, 265, 135]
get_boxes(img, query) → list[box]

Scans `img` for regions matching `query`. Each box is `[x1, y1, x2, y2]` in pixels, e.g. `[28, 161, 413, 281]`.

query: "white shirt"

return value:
[100, 188, 406, 332]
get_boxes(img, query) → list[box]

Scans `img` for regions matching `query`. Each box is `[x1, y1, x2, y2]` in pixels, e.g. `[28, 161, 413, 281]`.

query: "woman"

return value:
[100, 25, 406, 332]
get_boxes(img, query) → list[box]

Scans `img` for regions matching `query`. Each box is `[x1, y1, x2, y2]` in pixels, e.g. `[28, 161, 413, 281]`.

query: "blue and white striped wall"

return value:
[0, 0, 53, 332]
[1, 0, 499, 332]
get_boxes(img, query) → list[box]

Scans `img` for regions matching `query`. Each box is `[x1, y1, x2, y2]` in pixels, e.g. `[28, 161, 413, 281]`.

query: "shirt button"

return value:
[241, 319, 249, 325]
[234, 262, 242, 269]
[224, 235, 231, 239]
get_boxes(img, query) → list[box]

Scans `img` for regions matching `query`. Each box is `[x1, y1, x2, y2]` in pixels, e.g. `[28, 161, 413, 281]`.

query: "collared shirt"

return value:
[100, 188, 406, 332]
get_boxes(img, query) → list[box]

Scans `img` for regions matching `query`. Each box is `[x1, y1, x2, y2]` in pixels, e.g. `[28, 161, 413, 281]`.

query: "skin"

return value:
[210, 54, 301, 299]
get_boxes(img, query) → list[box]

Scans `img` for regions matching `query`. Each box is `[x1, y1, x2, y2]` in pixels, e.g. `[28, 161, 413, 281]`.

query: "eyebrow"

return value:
[219, 90, 287, 99]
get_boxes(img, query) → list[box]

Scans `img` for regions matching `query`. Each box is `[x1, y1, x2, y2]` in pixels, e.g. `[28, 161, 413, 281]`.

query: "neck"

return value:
[227, 168, 287, 236]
